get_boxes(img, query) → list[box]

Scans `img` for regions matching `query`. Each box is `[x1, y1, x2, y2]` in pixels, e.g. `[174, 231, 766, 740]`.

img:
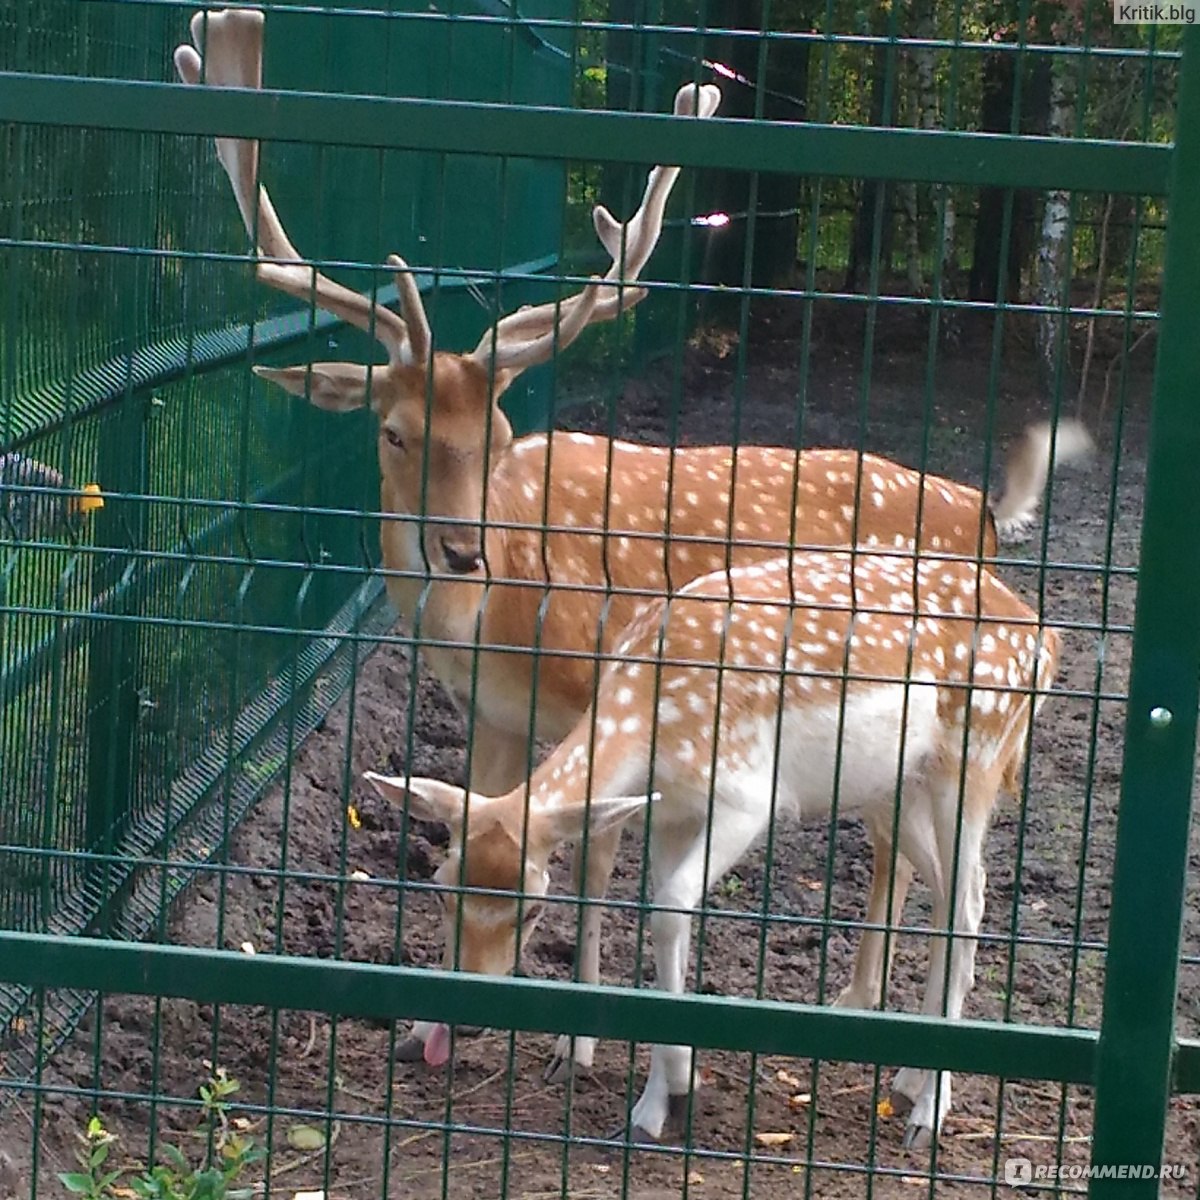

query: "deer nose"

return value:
[440, 539, 483, 575]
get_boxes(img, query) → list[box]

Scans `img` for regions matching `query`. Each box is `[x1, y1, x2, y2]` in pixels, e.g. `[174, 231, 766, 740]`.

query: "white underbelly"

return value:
[713, 682, 941, 821]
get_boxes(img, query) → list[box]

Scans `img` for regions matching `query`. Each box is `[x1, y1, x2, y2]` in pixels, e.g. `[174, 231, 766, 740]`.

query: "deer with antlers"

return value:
[366, 549, 1060, 1148]
[175, 8, 1086, 1075]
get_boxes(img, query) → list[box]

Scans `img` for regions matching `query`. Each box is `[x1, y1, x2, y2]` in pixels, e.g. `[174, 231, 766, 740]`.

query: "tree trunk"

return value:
[845, 43, 896, 291]
[969, 53, 1020, 300]
[902, 181, 923, 292]
[703, 0, 810, 290]
[601, 0, 639, 216]
[1035, 61, 1076, 398]
[904, 0, 939, 292]
[969, 49, 1050, 302]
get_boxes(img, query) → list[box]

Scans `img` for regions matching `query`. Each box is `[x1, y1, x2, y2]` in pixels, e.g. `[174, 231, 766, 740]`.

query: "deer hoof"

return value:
[543, 1054, 577, 1086]
[544, 1034, 596, 1085]
[395, 1035, 426, 1062]
[901, 1119, 934, 1151]
[666, 1092, 691, 1133]
[606, 1122, 661, 1146]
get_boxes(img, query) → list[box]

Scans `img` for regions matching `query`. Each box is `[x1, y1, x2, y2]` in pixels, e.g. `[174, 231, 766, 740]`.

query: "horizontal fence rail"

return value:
[0, 72, 1176, 193]
[1, 4, 1196, 1199]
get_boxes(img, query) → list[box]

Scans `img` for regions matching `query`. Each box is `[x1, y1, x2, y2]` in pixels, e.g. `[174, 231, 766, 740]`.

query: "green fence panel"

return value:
[0, 5, 1196, 1200]
[0, 0, 571, 1080]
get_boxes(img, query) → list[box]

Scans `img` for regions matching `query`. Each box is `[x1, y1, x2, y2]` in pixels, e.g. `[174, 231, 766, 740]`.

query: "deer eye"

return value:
[383, 426, 405, 451]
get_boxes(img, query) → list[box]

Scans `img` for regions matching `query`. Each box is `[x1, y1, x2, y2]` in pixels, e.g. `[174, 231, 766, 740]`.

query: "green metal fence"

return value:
[0, 2, 1197, 1198]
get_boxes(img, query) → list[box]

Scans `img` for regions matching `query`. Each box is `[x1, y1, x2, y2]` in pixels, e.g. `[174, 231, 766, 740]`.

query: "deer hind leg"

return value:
[834, 825, 914, 1010]
[890, 779, 990, 1149]
[399, 718, 536, 1062]
[545, 820, 624, 1084]
[628, 805, 766, 1142]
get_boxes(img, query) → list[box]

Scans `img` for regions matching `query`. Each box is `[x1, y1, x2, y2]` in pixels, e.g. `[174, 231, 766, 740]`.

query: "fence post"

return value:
[1087, 27, 1200, 1197]
[84, 388, 148, 935]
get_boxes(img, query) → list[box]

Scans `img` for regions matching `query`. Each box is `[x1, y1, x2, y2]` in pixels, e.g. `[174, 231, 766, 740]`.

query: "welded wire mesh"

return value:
[1, 3, 1197, 1199]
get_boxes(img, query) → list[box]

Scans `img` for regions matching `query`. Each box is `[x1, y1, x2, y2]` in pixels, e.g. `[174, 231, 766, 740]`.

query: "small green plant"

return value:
[59, 1116, 123, 1200]
[58, 1071, 264, 1200]
[126, 1132, 262, 1200]
[718, 874, 746, 899]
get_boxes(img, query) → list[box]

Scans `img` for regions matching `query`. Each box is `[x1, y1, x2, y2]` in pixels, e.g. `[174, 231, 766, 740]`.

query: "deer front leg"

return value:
[545, 821, 623, 1084]
[398, 717, 535, 1062]
[628, 809, 765, 1142]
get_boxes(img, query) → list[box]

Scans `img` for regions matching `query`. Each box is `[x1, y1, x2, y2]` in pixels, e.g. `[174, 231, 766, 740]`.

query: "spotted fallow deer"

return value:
[367, 550, 1060, 1149]
[175, 9, 1087, 1071]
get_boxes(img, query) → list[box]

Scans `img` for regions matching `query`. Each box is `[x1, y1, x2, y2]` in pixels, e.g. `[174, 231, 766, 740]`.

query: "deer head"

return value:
[174, 8, 720, 576]
[365, 774, 648, 976]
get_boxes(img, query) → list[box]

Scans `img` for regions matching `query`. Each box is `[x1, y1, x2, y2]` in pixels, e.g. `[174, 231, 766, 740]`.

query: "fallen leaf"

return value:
[232, 1117, 253, 1132]
[79, 483, 105, 515]
[349, 869, 371, 882]
[788, 1093, 812, 1109]
[876, 1098, 895, 1119]
[687, 1170, 705, 1185]
[1030, 899, 1048, 912]
[239, 941, 256, 956]
[754, 1131, 793, 1147]
[775, 1069, 802, 1089]
[346, 804, 362, 831]
[286, 1124, 326, 1151]
[800, 879, 823, 891]
[699, 1065, 718, 1086]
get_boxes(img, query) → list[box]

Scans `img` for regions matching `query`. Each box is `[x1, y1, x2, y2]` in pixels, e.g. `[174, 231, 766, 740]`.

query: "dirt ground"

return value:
[2, 301, 1197, 1199]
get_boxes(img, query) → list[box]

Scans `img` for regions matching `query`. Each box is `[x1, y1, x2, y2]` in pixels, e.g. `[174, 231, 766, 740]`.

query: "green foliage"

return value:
[57, 1117, 123, 1200]
[57, 1074, 264, 1200]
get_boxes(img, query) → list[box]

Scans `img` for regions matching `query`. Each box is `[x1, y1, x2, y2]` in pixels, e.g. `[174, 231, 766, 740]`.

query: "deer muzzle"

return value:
[439, 538, 484, 575]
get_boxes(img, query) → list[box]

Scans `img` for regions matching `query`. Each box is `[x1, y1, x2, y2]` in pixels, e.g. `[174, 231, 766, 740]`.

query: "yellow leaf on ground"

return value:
[79, 484, 105, 515]
[286, 1124, 326, 1151]
[876, 1098, 895, 1118]
[754, 1131, 793, 1147]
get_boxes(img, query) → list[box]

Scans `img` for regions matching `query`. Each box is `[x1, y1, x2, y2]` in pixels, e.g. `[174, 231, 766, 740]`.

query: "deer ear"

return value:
[536, 792, 656, 849]
[363, 773, 471, 833]
[254, 362, 381, 412]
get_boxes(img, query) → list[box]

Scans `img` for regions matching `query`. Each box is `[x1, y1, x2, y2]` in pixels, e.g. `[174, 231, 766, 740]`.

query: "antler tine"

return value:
[387, 255, 432, 365]
[592, 82, 722, 296]
[175, 9, 425, 367]
[472, 81, 721, 369]
[488, 279, 603, 372]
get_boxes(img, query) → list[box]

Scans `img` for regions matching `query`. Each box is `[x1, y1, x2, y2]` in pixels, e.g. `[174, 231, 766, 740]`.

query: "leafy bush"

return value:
[59, 1071, 263, 1200]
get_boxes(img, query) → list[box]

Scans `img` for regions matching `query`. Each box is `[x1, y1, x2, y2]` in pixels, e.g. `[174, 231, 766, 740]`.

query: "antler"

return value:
[470, 81, 722, 372]
[173, 9, 430, 367]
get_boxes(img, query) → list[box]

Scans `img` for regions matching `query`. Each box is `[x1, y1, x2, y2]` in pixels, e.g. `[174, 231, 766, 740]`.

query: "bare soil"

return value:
[3, 303, 1197, 1199]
